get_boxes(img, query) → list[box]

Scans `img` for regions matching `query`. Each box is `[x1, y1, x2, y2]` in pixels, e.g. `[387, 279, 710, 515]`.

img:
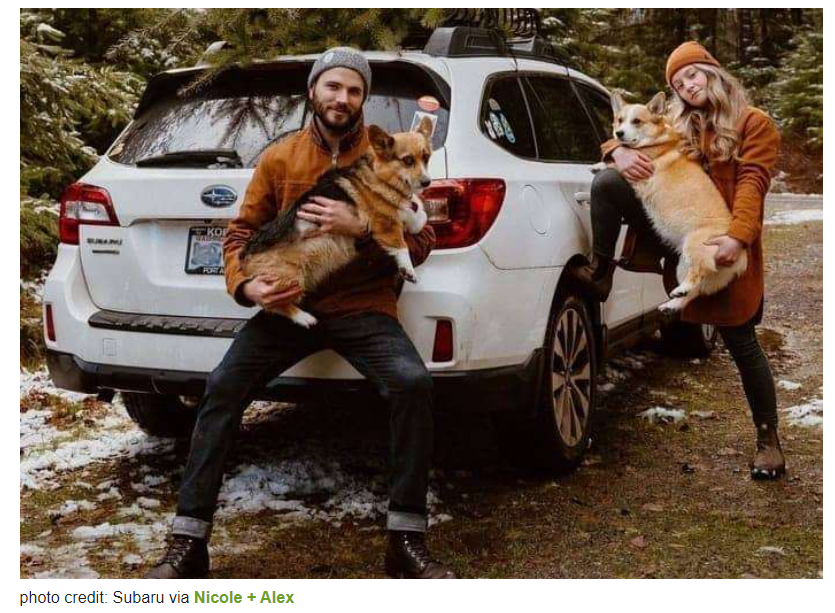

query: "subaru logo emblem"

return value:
[201, 185, 237, 208]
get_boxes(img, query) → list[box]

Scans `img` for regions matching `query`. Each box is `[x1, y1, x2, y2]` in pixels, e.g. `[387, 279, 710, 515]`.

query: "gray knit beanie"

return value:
[307, 46, 372, 99]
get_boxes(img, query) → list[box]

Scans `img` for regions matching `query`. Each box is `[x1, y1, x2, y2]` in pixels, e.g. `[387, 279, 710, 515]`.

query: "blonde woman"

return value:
[570, 41, 784, 479]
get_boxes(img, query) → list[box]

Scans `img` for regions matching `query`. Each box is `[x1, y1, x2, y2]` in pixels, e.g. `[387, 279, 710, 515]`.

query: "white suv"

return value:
[43, 27, 715, 471]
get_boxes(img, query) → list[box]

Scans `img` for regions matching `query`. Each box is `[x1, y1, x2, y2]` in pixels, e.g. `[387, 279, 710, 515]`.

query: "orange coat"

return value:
[222, 120, 436, 321]
[601, 107, 781, 327]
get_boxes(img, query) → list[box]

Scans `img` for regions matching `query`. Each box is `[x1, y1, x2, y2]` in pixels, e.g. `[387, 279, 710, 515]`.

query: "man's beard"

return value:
[312, 96, 362, 136]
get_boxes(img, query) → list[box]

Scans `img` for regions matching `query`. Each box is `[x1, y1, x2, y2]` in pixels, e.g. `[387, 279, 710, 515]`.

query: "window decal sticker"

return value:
[489, 112, 505, 138]
[410, 111, 438, 136]
[417, 95, 440, 112]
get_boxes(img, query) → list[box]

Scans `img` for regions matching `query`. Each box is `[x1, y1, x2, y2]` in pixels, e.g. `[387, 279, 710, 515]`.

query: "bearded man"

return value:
[145, 47, 455, 580]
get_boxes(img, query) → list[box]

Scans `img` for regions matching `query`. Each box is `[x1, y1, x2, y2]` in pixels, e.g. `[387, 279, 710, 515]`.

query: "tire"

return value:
[499, 293, 598, 474]
[660, 320, 718, 358]
[122, 392, 199, 439]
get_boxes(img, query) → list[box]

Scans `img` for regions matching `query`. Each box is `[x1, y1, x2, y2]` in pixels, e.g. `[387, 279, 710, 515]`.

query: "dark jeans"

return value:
[718, 321, 779, 429]
[173, 310, 434, 540]
[590, 168, 778, 430]
[590, 168, 663, 260]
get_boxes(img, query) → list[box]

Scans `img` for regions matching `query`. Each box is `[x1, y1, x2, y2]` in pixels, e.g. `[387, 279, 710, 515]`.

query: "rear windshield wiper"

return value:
[134, 149, 243, 168]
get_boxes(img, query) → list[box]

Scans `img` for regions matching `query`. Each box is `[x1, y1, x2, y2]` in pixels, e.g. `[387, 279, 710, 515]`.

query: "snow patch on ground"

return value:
[782, 398, 823, 428]
[216, 460, 388, 524]
[765, 209, 823, 225]
[28, 542, 101, 579]
[51, 499, 97, 519]
[70, 519, 170, 553]
[21, 427, 175, 491]
[20, 409, 61, 451]
[20, 367, 90, 403]
[20, 375, 176, 491]
[777, 379, 802, 391]
[638, 407, 687, 424]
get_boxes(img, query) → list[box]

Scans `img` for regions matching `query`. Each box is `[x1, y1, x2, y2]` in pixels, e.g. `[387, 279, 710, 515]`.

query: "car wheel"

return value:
[536, 293, 598, 470]
[498, 293, 598, 474]
[122, 392, 199, 439]
[660, 320, 718, 358]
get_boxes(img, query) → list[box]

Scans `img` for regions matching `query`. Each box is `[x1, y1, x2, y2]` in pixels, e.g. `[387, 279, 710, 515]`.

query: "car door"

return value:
[525, 75, 644, 328]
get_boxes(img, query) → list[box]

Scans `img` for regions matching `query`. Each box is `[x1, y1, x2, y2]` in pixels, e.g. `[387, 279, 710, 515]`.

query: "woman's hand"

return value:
[704, 235, 745, 266]
[611, 146, 655, 182]
[297, 196, 366, 238]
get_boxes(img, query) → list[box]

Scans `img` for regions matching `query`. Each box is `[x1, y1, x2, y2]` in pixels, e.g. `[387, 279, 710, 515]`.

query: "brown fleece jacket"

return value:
[223, 120, 436, 321]
[600, 107, 780, 326]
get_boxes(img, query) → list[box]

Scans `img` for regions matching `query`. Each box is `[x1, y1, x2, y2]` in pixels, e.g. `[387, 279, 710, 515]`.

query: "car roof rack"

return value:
[422, 8, 577, 70]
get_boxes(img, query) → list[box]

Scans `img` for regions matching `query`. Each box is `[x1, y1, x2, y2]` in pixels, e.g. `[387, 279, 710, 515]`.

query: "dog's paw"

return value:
[670, 282, 692, 298]
[399, 268, 417, 284]
[659, 298, 684, 314]
[589, 162, 608, 175]
[290, 311, 318, 328]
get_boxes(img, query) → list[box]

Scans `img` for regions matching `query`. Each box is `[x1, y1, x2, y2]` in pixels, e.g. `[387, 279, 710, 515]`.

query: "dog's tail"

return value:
[240, 203, 301, 260]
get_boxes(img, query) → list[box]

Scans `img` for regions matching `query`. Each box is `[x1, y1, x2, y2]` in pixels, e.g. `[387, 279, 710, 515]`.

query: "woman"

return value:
[571, 41, 784, 479]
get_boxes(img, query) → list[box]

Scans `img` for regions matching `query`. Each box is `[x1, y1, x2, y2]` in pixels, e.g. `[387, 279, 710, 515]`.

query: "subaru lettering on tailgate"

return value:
[201, 185, 237, 208]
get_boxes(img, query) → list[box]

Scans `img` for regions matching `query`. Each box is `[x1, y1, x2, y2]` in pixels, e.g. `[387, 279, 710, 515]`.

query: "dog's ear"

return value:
[610, 91, 625, 115]
[368, 124, 395, 160]
[647, 92, 667, 116]
[414, 116, 434, 143]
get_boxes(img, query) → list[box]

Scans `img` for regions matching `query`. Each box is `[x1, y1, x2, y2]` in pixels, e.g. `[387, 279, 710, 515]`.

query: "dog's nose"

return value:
[420, 177, 431, 188]
[615, 130, 625, 139]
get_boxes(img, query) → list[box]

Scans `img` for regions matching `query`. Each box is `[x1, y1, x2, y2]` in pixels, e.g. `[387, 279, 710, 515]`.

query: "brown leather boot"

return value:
[569, 254, 617, 302]
[144, 534, 209, 578]
[384, 531, 457, 578]
[750, 424, 786, 480]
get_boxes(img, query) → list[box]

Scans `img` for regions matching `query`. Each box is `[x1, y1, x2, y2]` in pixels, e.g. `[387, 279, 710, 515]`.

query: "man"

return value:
[146, 47, 455, 579]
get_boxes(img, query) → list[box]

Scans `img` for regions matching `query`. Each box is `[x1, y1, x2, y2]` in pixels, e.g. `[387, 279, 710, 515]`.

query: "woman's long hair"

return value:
[668, 63, 750, 163]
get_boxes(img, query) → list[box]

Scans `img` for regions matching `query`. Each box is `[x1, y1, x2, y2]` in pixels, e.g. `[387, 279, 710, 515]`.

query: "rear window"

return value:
[523, 76, 601, 163]
[109, 62, 450, 168]
[575, 82, 614, 143]
[479, 76, 536, 158]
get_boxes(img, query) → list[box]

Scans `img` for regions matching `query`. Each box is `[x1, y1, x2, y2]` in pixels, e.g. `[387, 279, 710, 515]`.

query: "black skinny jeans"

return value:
[173, 310, 434, 539]
[590, 168, 778, 429]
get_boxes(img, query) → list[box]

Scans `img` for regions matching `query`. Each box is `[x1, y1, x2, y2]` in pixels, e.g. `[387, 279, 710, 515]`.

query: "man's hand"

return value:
[611, 146, 655, 182]
[242, 275, 303, 310]
[296, 196, 367, 238]
[704, 235, 745, 267]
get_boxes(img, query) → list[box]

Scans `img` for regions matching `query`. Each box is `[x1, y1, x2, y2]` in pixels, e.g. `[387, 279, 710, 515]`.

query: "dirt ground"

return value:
[20, 202, 822, 579]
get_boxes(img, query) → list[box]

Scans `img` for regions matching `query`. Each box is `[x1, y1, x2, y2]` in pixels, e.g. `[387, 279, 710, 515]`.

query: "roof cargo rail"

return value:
[422, 8, 576, 70]
[423, 27, 507, 58]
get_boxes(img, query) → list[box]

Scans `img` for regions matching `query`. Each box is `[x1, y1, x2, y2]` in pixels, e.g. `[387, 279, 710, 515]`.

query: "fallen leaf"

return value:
[717, 447, 742, 457]
[630, 536, 647, 549]
[641, 503, 665, 513]
[691, 411, 717, 420]
[757, 546, 786, 556]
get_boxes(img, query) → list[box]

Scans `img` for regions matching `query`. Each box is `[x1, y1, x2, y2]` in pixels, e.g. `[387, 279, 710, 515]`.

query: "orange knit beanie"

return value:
[665, 41, 721, 86]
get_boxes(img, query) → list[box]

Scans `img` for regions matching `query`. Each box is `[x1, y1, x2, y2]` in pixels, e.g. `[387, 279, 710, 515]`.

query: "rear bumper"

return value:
[46, 348, 543, 415]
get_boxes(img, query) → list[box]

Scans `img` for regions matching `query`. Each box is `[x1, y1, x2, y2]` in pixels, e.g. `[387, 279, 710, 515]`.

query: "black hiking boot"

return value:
[750, 424, 786, 480]
[144, 534, 209, 579]
[384, 530, 457, 579]
[569, 254, 617, 302]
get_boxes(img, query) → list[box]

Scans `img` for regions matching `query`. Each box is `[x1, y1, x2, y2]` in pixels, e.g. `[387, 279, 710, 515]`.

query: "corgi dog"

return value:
[603, 91, 748, 313]
[239, 117, 434, 327]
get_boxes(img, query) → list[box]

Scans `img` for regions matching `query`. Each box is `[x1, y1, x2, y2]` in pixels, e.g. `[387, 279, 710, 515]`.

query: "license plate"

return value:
[185, 226, 226, 275]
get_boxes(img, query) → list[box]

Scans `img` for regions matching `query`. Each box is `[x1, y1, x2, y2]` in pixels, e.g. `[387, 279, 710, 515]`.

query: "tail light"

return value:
[45, 304, 56, 342]
[432, 320, 454, 362]
[59, 183, 119, 245]
[421, 179, 505, 249]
